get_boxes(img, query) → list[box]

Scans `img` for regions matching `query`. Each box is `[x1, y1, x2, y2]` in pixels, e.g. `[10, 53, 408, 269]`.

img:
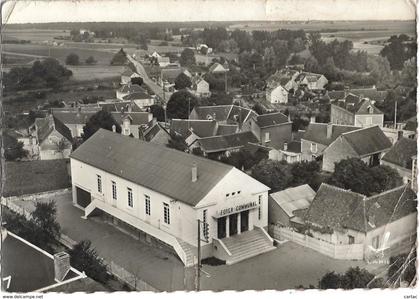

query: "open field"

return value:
[67, 65, 124, 81]
[3, 29, 70, 42]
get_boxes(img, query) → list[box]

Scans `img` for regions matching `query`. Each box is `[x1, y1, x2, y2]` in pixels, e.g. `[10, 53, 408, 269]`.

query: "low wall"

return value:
[2, 188, 71, 202]
[273, 226, 364, 260]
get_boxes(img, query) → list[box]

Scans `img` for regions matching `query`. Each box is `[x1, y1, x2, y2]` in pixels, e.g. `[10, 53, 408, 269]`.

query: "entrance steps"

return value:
[177, 239, 197, 267]
[220, 228, 276, 265]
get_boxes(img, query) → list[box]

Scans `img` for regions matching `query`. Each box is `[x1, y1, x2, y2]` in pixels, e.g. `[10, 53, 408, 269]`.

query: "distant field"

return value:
[3, 29, 70, 42]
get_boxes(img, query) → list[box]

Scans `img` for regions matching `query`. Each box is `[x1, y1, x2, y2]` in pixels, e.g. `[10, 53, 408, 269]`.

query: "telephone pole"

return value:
[394, 100, 398, 130]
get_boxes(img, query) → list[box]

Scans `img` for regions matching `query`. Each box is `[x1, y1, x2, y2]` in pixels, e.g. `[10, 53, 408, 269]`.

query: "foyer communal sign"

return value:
[218, 201, 258, 217]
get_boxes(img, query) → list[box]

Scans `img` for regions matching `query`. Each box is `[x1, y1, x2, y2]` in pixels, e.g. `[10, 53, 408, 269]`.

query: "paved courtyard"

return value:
[8, 192, 385, 291]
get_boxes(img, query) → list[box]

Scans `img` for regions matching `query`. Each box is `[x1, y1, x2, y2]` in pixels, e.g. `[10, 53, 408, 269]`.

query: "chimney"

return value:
[191, 162, 198, 182]
[327, 123, 333, 139]
[397, 130, 403, 141]
[112, 124, 116, 132]
[283, 142, 288, 151]
[310, 116, 316, 123]
[54, 252, 71, 282]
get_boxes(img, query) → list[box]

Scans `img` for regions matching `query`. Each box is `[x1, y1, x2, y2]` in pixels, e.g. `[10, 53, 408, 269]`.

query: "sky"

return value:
[2, 0, 417, 24]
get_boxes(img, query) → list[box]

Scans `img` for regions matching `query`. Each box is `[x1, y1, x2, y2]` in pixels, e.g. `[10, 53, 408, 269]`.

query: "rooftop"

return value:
[196, 131, 259, 153]
[70, 129, 234, 206]
[254, 112, 289, 128]
[270, 184, 315, 218]
[170, 119, 217, 138]
[302, 123, 359, 146]
[340, 126, 392, 157]
[382, 137, 417, 169]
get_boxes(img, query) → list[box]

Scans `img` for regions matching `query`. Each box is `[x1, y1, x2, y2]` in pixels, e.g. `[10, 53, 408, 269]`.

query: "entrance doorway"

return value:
[76, 187, 91, 208]
[240, 210, 249, 233]
[217, 217, 226, 239]
[229, 214, 238, 236]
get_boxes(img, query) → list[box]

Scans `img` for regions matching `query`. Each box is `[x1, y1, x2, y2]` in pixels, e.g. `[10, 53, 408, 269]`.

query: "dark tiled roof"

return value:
[404, 116, 417, 131]
[344, 185, 417, 232]
[305, 183, 365, 232]
[144, 123, 169, 142]
[227, 106, 253, 125]
[53, 111, 96, 125]
[382, 137, 417, 169]
[119, 84, 145, 94]
[341, 126, 392, 156]
[170, 119, 217, 138]
[305, 184, 417, 233]
[350, 88, 388, 102]
[327, 90, 345, 100]
[302, 123, 359, 146]
[332, 96, 382, 115]
[255, 112, 289, 128]
[70, 129, 234, 206]
[197, 131, 259, 153]
[100, 101, 142, 112]
[110, 112, 152, 126]
[53, 116, 73, 142]
[284, 141, 301, 153]
[35, 117, 53, 143]
[216, 124, 238, 136]
[192, 105, 233, 121]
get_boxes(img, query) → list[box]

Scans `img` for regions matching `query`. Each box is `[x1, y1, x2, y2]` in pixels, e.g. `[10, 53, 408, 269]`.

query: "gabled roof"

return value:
[121, 69, 135, 77]
[196, 131, 259, 153]
[254, 112, 289, 128]
[53, 116, 73, 142]
[341, 126, 392, 156]
[70, 129, 234, 206]
[295, 72, 323, 83]
[99, 101, 142, 112]
[344, 185, 417, 232]
[332, 96, 383, 115]
[170, 119, 217, 138]
[270, 184, 315, 218]
[302, 123, 359, 146]
[191, 105, 233, 122]
[209, 63, 228, 73]
[35, 117, 53, 143]
[382, 137, 417, 169]
[52, 111, 96, 125]
[110, 112, 152, 126]
[144, 123, 170, 142]
[227, 105, 253, 125]
[304, 183, 366, 232]
[304, 183, 417, 233]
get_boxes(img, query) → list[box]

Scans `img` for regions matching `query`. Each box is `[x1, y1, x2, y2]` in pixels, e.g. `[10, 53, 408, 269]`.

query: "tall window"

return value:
[97, 175, 102, 193]
[258, 195, 262, 220]
[163, 203, 170, 225]
[145, 195, 151, 216]
[202, 209, 208, 239]
[112, 181, 117, 200]
[127, 188, 133, 208]
[372, 235, 380, 249]
[265, 132, 270, 142]
[310, 143, 317, 153]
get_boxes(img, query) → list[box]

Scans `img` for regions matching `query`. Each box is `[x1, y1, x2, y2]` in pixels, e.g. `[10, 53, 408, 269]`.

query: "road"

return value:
[125, 53, 173, 103]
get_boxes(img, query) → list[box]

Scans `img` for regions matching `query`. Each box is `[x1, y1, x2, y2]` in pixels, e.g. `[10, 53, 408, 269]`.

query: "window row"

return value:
[96, 175, 170, 224]
[225, 190, 241, 198]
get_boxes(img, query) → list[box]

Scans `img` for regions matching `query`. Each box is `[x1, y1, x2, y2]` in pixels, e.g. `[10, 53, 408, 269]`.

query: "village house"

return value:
[121, 69, 142, 85]
[122, 92, 155, 108]
[381, 137, 417, 185]
[190, 131, 260, 158]
[143, 122, 171, 145]
[322, 125, 392, 172]
[268, 184, 315, 227]
[189, 105, 257, 128]
[292, 72, 328, 91]
[111, 112, 155, 139]
[299, 183, 417, 261]
[243, 112, 292, 150]
[327, 87, 388, 103]
[380, 127, 416, 145]
[209, 62, 229, 74]
[116, 84, 148, 101]
[170, 119, 218, 146]
[330, 93, 384, 128]
[265, 69, 300, 103]
[301, 121, 359, 161]
[70, 129, 274, 266]
[190, 76, 211, 98]
[269, 140, 302, 163]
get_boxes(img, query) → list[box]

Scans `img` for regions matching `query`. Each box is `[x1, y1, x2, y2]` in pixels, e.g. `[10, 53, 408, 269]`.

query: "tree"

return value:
[82, 110, 122, 141]
[318, 267, 383, 289]
[85, 56, 97, 65]
[65, 53, 80, 65]
[328, 158, 403, 196]
[318, 271, 342, 289]
[174, 73, 192, 90]
[179, 48, 196, 67]
[166, 90, 198, 119]
[69, 240, 109, 283]
[31, 201, 61, 246]
[252, 103, 266, 115]
[149, 104, 165, 122]
[380, 34, 416, 70]
[388, 250, 417, 286]
[290, 161, 322, 189]
[3, 133, 27, 161]
[251, 160, 293, 192]
[220, 148, 267, 171]
[110, 48, 128, 65]
[166, 133, 188, 152]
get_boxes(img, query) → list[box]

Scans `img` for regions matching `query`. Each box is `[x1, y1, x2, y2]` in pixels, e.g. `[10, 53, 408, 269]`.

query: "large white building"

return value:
[70, 129, 274, 266]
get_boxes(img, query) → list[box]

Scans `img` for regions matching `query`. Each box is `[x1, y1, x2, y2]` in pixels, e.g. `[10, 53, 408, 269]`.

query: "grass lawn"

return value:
[3, 159, 71, 197]
[67, 65, 125, 81]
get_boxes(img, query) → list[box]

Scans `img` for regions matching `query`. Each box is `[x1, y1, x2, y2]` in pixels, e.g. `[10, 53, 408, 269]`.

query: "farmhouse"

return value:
[300, 183, 417, 261]
[301, 122, 359, 161]
[292, 72, 328, 91]
[381, 137, 417, 184]
[322, 126, 392, 172]
[191, 77, 211, 98]
[330, 93, 384, 128]
[70, 129, 274, 266]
